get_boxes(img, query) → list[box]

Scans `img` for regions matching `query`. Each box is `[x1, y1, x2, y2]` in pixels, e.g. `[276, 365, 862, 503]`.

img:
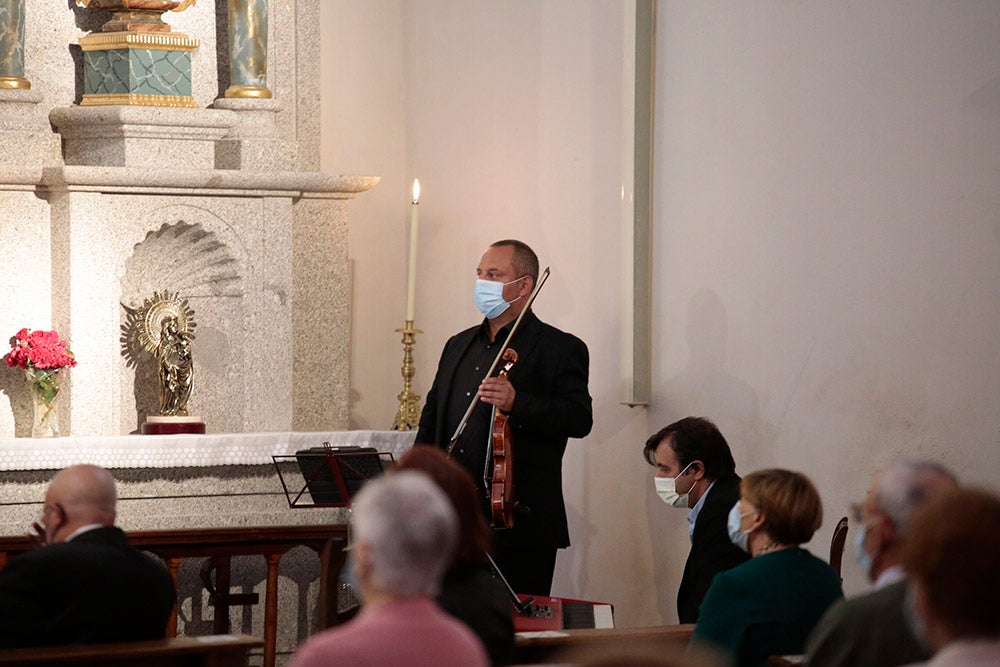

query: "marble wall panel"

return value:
[289, 0, 320, 170]
[0, 192, 54, 437]
[292, 197, 351, 431]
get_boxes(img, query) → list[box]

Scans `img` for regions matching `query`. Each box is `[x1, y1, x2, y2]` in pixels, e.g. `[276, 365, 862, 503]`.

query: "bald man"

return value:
[0, 464, 175, 648]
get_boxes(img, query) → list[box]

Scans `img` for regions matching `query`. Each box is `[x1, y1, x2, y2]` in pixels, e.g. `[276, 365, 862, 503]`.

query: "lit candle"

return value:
[406, 178, 420, 322]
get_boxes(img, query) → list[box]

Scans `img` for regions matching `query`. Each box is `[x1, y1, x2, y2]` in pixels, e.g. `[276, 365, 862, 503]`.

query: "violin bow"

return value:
[447, 267, 551, 455]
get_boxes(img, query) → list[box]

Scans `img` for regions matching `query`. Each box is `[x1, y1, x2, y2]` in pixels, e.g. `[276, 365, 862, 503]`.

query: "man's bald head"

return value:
[43, 465, 117, 544]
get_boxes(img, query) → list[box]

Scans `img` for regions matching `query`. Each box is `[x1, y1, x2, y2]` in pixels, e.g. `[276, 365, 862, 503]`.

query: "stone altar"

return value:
[0, 4, 383, 660]
[0, 0, 367, 438]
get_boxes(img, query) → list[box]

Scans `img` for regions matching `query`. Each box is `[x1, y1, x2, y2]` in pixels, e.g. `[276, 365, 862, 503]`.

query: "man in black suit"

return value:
[644, 417, 749, 623]
[416, 239, 592, 596]
[0, 464, 176, 648]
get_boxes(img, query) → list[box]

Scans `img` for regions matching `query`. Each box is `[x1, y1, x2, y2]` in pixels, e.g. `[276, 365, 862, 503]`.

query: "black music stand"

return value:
[272, 444, 394, 508]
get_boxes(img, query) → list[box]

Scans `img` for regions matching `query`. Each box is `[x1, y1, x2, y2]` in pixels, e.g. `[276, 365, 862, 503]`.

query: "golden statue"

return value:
[122, 292, 197, 417]
[155, 314, 194, 415]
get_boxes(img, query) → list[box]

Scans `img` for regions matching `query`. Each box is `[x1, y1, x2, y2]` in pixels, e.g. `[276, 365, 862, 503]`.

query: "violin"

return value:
[489, 348, 519, 529]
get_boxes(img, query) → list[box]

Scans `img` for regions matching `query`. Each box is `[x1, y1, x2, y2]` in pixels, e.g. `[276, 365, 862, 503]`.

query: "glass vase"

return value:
[26, 367, 64, 438]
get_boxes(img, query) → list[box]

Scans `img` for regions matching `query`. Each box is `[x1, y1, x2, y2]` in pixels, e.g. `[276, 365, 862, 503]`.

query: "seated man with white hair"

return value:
[805, 460, 958, 666]
[290, 470, 489, 667]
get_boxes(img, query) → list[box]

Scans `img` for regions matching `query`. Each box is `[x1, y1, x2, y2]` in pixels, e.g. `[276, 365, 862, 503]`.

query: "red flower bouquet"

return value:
[6, 329, 77, 437]
[7, 328, 77, 371]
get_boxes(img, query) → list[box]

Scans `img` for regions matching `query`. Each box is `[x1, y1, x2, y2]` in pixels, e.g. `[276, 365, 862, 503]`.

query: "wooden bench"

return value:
[513, 624, 695, 664]
[0, 634, 262, 667]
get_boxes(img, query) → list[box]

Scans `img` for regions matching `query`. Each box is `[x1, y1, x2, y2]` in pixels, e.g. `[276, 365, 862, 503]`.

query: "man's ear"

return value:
[47, 503, 69, 544]
[519, 275, 534, 297]
[690, 460, 706, 481]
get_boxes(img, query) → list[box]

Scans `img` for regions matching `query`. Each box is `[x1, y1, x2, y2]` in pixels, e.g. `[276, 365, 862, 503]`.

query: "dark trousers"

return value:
[492, 544, 558, 596]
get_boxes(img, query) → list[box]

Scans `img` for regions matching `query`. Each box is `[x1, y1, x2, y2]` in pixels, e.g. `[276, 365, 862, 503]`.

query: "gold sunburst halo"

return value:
[121, 291, 196, 367]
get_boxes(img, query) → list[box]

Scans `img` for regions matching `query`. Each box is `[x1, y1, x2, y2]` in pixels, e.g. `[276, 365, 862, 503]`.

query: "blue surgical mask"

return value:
[727, 501, 753, 553]
[474, 276, 525, 319]
[854, 523, 873, 580]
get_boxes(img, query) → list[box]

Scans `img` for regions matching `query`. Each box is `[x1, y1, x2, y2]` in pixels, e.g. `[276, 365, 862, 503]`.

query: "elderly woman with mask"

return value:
[692, 468, 843, 667]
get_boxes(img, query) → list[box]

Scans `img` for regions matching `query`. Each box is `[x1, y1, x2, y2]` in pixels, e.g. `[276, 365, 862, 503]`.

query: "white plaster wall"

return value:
[322, 0, 1000, 627]
[649, 1, 1000, 618]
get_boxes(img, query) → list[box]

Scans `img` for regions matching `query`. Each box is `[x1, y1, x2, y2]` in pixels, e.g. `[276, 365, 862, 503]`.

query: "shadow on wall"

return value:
[646, 288, 777, 622]
[0, 357, 33, 437]
[119, 221, 246, 433]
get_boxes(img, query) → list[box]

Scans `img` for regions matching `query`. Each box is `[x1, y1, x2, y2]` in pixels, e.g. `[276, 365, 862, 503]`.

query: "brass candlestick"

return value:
[391, 320, 422, 430]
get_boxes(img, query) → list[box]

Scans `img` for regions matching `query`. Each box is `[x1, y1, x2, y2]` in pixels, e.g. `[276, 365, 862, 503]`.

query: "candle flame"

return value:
[412, 179, 420, 204]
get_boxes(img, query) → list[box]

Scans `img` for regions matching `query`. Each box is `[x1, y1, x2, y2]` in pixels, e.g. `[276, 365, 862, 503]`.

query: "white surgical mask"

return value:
[474, 277, 525, 319]
[654, 461, 695, 508]
[727, 501, 754, 553]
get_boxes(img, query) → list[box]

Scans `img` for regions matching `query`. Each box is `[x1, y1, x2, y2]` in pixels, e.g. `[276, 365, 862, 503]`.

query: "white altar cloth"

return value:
[0, 430, 416, 471]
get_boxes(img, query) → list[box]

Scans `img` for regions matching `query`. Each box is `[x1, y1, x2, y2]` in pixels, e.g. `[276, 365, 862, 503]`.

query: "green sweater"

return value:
[693, 547, 843, 667]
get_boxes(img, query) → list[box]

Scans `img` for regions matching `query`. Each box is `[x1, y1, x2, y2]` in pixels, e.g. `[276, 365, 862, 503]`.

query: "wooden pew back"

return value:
[513, 624, 696, 664]
[0, 634, 262, 667]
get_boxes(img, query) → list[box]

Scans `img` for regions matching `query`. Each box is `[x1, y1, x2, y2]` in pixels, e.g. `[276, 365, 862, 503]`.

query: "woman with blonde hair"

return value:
[693, 468, 842, 666]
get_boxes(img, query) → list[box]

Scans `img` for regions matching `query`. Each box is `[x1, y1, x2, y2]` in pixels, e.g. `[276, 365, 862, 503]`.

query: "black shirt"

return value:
[446, 320, 514, 493]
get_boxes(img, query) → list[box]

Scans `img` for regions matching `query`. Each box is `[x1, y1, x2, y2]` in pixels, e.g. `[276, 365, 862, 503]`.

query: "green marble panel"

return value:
[83, 48, 192, 97]
[229, 0, 268, 88]
[0, 0, 27, 78]
[84, 50, 129, 95]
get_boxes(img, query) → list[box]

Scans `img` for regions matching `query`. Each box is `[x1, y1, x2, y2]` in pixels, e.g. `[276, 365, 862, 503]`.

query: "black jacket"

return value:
[677, 474, 751, 623]
[416, 311, 592, 548]
[0, 525, 176, 648]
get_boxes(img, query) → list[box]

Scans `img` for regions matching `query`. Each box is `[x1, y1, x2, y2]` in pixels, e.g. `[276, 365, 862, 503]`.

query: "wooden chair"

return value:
[828, 515, 849, 580]
[0, 634, 262, 667]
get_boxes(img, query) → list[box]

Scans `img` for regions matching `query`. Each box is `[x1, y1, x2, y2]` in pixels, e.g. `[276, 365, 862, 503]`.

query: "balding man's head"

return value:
[43, 465, 117, 544]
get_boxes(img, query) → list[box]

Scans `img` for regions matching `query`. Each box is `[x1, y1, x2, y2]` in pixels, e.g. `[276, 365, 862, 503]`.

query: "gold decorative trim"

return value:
[225, 85, 273, 99]
[79, 93, 198, 108]
[79, 31, 199, 52]
[0, 76, 31, 90]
